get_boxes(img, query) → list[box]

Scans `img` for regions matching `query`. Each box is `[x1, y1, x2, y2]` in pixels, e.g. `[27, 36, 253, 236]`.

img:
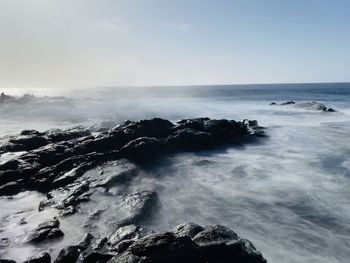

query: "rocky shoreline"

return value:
[1, 221, 267, 263]
[0, 117, 266, 262]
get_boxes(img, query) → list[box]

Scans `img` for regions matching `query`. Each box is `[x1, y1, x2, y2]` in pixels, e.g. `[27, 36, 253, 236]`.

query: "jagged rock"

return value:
[3, 223, 266, 263]
[54, 246, 82, 263]
[118, 137, 162, 161]
[76, 251, 113, 263]
[116, 191, 160, 226]
[77, 233, 94, 250]
[106, 252, 147, 263]
[192, 225, 239, 246]
[128, 232, 204, 263]
[25, 218, 64, 243]
[39, 180, 91, 215]
[165, 129, 214, 151]
[108, 223, 266, 263]
[0, 118, 265, 197]
[23, 252, 51, 263]
[108, 225, 140, 247]
[54, 233, 94, 263]
[174, 222, 204, 238]
[92, 237, 108, 250]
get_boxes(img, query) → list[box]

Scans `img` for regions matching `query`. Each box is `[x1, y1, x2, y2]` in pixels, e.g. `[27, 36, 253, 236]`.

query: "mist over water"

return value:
[1, 83, 350, 262]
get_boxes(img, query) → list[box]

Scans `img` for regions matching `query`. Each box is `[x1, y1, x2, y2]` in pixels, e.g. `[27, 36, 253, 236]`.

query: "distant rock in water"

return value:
[270, 101, 337, 112]
[0, 92, 16, 102]
[0, 117, 265, 197]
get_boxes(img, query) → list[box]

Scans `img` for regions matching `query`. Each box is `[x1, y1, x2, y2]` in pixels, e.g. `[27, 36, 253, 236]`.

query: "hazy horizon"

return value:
[1, 0, 350, 87]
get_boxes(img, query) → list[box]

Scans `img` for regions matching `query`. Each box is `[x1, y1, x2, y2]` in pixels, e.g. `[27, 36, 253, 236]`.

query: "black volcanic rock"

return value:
[54, 246, 82, 263]
[174, 222, 205, 238]
[118, 137, 162, 161]
[165, 128, 214, 151]
[0, 117, 265, 197]
[23, 252, 51, 263]
[3, 222, 266, 263]
[0, 260, 17, 263]
[107, 223, 266, 263]
[76, 251, 113, 263]
[115, 190, 160, 227]
[25, 218, 64, 243]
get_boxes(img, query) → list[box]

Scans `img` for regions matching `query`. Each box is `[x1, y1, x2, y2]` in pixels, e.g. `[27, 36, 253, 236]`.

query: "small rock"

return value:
[23, 252, 51, 263]
[25, 218, 64, 243]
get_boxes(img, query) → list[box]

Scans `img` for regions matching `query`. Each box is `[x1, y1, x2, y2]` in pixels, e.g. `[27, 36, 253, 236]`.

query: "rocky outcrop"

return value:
[19, 223, 266, 263]
[0, 117, 265, 197]
[270, 101, 337, 112]
[107, 223, 266, 263]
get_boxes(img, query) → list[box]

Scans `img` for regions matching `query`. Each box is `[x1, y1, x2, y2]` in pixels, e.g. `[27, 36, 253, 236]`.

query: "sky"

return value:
[0, 0, 349, 87]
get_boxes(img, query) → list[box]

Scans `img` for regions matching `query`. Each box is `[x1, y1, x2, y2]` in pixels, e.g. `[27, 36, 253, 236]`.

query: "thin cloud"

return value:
[94, 18, 129, 32]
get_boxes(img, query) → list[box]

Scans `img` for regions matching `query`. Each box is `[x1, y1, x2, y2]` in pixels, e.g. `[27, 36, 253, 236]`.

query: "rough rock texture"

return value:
[107, 223, 266, 263]
[2, 222, 266, 263]
[115, 191, 160, 227]
[25, 217, 64, 243]
[23, 252, 51, 263]
[0, 117, 265, 197]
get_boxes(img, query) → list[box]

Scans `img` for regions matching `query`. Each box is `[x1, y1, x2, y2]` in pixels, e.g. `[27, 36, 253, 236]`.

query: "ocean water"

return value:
[0, 83, 350, 262]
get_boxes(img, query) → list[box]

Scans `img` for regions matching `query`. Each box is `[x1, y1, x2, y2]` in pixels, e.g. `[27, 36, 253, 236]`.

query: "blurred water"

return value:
[0, 83, 350, 262]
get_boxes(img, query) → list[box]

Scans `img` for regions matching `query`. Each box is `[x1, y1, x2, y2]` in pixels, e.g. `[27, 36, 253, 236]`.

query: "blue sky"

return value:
[0, 0, 349, 87]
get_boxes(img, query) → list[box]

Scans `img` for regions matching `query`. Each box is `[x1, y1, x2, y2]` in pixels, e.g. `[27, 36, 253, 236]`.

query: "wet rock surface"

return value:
[0, 118, 267, 262]
[3, 223, 265, 263]
[0, 117, 264, 197]
[23, 252, 51, 263]
[115, 191, 160, 227]
[25, 217, 64, 243]
[109, 223, 266, 263]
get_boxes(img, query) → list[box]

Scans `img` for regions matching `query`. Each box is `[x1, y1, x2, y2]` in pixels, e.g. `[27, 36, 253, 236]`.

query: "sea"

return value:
[0, 83, 349, 262]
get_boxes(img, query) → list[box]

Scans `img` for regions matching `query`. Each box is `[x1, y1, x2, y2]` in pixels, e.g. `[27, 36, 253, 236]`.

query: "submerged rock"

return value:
[270, 100, 337, 112]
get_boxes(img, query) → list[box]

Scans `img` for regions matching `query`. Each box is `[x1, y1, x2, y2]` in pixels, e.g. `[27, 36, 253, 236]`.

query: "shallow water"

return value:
[0, 83, 350, 262]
